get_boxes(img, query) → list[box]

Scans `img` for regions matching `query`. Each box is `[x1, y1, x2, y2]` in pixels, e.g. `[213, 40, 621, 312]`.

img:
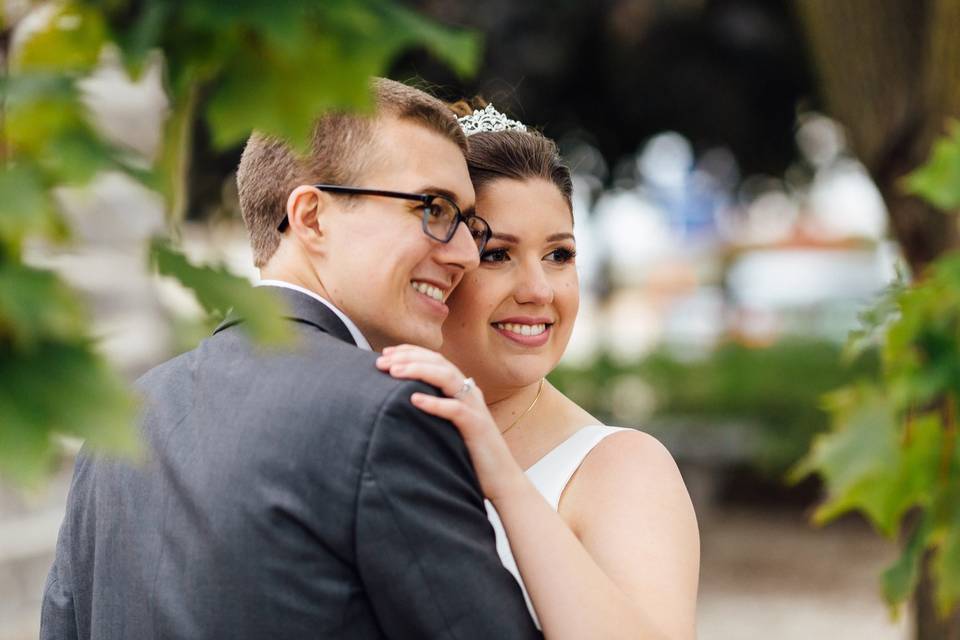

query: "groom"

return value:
[41, 78, 541, 639]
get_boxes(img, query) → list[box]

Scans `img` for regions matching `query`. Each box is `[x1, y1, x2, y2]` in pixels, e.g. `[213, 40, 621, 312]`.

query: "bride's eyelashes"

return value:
[545, 247, 577, 264]
[481, 247, 510, 263]
[480, 245, 577, 265]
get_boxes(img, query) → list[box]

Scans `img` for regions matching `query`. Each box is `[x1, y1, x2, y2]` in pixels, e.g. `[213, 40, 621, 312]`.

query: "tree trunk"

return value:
[794, 0, 960, 276]
[916, 552, 960, 640]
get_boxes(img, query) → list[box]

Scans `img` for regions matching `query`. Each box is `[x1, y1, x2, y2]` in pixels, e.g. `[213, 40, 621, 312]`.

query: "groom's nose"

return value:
[435, 221, 481, 271]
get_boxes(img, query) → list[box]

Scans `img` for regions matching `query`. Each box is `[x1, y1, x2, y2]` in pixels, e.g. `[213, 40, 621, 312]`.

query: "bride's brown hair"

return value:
[450, 99, 573, 214]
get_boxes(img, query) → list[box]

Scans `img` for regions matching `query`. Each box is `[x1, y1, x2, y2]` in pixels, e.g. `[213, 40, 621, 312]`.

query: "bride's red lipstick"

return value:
[491, 316, 553, 347]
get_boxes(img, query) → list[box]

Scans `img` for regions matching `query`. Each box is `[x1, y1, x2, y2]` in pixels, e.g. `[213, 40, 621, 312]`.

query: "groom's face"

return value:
[316, 118, 478, 351]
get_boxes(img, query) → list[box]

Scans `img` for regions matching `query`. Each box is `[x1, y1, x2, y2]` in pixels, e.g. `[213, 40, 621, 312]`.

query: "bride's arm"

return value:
[376, 345, 699, 640]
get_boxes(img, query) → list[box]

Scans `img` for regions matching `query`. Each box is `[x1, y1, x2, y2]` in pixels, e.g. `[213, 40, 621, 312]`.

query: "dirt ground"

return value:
[697, 506, 909, 640]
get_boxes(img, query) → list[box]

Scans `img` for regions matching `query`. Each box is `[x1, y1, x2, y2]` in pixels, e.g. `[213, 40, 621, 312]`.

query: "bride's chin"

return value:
[485, 360, 552, 391]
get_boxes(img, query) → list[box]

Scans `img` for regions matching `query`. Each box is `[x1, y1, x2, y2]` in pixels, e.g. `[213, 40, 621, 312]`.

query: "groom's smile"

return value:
[410, 278, 455, 320]
[410, 279, 449, 303]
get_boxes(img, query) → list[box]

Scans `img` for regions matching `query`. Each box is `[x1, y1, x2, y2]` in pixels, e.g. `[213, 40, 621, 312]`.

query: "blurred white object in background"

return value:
[808, 159, 888, 240]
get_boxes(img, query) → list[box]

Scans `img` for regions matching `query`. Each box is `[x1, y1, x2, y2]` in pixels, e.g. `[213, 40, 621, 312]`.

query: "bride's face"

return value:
[441, 178, 578, 392]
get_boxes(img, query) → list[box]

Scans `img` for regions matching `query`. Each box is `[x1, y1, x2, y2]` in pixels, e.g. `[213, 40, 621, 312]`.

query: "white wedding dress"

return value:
[485, 424, 629, 629]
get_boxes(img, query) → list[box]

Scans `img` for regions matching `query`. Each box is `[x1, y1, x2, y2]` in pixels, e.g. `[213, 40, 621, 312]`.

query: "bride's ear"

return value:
[285, 185, 329, 250]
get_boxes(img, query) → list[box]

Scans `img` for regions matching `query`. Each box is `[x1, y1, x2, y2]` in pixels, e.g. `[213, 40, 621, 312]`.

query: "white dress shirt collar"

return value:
[256, 279, 372, 351]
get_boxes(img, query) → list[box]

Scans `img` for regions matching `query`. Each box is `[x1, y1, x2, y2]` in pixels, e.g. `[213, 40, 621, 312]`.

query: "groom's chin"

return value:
[383, 324, 443, 352]
[409, 328, 443, 351]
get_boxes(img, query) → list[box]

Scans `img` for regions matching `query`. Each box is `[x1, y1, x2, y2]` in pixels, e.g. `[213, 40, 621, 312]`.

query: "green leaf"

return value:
[844, 272, 907, 363]
[14, 2, 108, 73]
[0, 338, 140, 487]
[934, 520, 960, 617]
[882, 511, 934, 617]
[38, 127, 126, 185]
[107, 0, 174, 79]
[0, 164, 63, 246]
[3, 76, 136, 187]
[203, 29, 377, 150]
[932, 468, 960, 617]
[0, 263, 87, 348]
[149, 239, 291, 345]
[903, 120, 960, 211]
[790, 387, 941, 536]
[176, 0, 305, 50]
[377, 1, 481, 78]
[4, 77, 86, 155]
[203, 0, 480, 150]
[1, 72, 76, 107]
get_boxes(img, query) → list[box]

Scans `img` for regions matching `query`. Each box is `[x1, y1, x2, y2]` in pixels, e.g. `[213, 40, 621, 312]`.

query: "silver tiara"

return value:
[458, 104, 527, 136]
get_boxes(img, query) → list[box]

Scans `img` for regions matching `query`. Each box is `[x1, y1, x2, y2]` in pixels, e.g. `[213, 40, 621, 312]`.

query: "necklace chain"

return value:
[500, 379, 545, 436]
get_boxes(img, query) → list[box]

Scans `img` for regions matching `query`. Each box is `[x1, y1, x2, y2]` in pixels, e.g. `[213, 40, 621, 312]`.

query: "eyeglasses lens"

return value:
[424, 197, 458, 241]
[465, 217, 490, 252]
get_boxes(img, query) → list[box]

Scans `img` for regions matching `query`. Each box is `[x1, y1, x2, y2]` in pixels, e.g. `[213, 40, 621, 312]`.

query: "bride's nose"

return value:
[514, 262, 553, 306]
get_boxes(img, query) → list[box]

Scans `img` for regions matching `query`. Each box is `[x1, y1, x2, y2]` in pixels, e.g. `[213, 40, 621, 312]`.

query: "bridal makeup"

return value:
[441, 177, 578, 391]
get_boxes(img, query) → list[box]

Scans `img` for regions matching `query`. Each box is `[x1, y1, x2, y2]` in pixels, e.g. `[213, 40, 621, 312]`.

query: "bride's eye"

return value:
[481, 247, 510, 263]
[545, 247, 577, 264]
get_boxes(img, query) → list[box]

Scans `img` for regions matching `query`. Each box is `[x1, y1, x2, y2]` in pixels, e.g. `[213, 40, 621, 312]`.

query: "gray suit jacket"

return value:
[40, 287, 541, 639]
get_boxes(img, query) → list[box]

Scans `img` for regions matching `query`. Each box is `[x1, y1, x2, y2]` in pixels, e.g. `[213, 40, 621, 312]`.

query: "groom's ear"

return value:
[285, 185, 329, 251]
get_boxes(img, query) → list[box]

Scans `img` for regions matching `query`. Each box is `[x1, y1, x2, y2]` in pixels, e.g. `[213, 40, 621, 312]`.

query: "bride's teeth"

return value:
[494, 323, 547, 336]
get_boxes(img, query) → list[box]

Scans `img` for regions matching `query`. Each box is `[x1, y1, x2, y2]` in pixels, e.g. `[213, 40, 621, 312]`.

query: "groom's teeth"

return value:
[411, 281, 444, 301]
[494, 322, 547, 336]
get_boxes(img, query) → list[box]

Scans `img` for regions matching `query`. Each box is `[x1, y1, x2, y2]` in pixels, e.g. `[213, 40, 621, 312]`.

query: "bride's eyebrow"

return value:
[491, 232, 519, 244]
[490, 232, 574, 244]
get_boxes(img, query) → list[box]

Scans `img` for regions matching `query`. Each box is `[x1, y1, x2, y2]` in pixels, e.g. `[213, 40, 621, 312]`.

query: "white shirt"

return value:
[256, 279, 372, 351]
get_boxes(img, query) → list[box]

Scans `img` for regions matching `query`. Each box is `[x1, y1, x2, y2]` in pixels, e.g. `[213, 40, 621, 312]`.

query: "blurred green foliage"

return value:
[1, 0, 479, 486]
[550, 339, 878, 476]
[903, 121, 960, 211]
[793, 135, 960, 619]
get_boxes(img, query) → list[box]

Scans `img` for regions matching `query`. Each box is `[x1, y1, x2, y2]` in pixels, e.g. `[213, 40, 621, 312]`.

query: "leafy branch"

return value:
[1, 0, 479, 486]
[793, 124, 960, 619]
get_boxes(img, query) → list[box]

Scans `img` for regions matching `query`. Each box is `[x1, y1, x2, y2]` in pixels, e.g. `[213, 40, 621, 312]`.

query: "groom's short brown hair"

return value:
[237, 78, 467, 267]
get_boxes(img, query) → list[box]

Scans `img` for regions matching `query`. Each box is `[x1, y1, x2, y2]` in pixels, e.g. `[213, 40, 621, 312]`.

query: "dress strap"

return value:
[525, 425, 630, 509]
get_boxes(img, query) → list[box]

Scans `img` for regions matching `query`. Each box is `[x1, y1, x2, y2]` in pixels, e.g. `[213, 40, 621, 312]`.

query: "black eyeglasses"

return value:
[278, 185, 492, 254]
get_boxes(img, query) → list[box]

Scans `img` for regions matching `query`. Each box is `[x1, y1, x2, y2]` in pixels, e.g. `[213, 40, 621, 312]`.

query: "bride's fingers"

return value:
[381, 345, 453, 366]
[377, 349, 484, 404]
[385, 362, 469, 399]
[410, 393, 477, 430]
[383, 344, 433, 357]
[376, 351, 464, 381]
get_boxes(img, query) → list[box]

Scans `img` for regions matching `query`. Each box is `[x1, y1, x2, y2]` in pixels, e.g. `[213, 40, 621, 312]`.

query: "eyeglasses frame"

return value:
[277, 184, 492, 253]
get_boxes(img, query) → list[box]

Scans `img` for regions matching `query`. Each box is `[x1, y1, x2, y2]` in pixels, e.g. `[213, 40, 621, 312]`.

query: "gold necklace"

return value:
[500, 379, 545, 436]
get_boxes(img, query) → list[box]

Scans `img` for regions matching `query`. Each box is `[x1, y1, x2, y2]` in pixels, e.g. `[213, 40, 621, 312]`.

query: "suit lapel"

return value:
[213, 286, 357, 347]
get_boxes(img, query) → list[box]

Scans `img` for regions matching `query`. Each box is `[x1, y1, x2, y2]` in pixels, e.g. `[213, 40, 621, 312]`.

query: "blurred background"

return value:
[3, 1, 960, 638]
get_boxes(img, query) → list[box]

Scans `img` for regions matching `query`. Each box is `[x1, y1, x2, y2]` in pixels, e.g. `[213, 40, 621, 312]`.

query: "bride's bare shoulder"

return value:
[593, 428, 679, 474]
[562, 428, 696, 532]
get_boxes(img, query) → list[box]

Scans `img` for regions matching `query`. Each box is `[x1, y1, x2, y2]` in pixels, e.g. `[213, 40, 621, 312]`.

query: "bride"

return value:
[376, 104, 700, 639]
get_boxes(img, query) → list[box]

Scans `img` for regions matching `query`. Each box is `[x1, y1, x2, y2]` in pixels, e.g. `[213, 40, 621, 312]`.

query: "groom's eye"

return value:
[481, 247, 510, 263]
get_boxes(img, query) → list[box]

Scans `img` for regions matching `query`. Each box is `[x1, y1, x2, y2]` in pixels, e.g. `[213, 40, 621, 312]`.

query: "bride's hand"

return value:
[376, 344, 524, 502]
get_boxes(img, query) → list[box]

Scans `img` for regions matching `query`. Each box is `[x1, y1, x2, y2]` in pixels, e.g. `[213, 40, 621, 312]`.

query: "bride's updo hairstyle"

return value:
[450, 99, 573, 216]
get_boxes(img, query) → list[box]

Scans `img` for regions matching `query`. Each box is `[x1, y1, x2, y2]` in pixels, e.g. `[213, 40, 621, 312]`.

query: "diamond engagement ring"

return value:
[454, 377, 475, 399]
